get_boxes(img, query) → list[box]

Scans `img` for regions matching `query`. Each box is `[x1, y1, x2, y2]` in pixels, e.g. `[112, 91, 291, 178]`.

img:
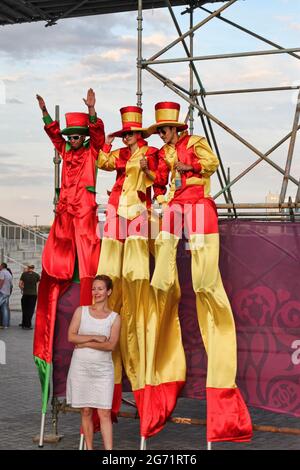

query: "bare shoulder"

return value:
[112, 312, 121, 325]
[73, 306, 83, 319]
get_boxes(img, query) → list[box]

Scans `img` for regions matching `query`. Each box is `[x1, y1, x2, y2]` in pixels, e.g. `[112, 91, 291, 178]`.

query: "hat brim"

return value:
[111, 127, 148, 138]
[145, 121, 188, 137]
[61, 126, 89, 136]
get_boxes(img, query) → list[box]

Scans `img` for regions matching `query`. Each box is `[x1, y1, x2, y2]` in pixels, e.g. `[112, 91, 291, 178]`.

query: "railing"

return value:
[3, 254, 27, 270]
[0, 224, 47, 252]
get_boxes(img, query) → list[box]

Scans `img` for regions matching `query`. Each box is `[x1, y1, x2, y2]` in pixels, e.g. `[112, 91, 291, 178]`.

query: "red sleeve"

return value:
[44, 121, 67, 158]
[101, 143, 112, 153]
[146, 146, 158, 172]
[191, 156, 202, 173]
[153, 148, 169, 198]
[89, 117, 105, 158]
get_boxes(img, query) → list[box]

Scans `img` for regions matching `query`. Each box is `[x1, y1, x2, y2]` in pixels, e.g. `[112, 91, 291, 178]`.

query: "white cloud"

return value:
[0, 72, 28, 82]
[289, 23, 300, 31]
[100, 49, 131, 61]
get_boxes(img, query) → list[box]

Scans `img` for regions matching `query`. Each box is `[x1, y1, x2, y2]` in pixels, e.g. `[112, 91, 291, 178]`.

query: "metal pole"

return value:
[38, 413, 46, 447]
[214, 126, 300, 199]
[79, 434, 84, 450]
[200, 6, 300, 61]
[200, 85, 300, 96]
[136, 0, 143, 107]
[53, 105, 61, 211]
[140, 436, 146, 450]
[164, 0, 205, 94]
[279, 89, 300, 204]
[216, 203, 300, 209]
[143, 47, 300, 66]
[145, 65, 299, 186]
[167, 0, 233, 206]
[295, 180, 300, 205]
[189, 6, 194, 135]
[148, 0, 238, 62]
[218, 212, 299, 217]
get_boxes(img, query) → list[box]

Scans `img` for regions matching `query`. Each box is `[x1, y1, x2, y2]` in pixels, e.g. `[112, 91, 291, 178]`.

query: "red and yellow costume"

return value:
[34, 112, 105, 379]
[141, 102, 252, 442]
[96, 106, 162, 417]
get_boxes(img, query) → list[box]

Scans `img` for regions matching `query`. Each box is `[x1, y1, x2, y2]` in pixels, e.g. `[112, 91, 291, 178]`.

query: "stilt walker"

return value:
[96, 106, 163, 419]
[34, 90, 105, 443]
[143, 102, 252, 442]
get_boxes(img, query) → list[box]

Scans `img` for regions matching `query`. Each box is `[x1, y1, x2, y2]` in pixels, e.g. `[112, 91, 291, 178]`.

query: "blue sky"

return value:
[0, 0, 299, 224]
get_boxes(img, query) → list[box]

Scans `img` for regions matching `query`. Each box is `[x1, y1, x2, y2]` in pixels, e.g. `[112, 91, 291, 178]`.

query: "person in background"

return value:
[19, 264, 40, 330]
[0, 262, 13, 329]
[66, 275, 121, 450]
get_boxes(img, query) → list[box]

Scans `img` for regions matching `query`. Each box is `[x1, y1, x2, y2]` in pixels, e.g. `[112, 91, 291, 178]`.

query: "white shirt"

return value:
[0, 269, 13, 296]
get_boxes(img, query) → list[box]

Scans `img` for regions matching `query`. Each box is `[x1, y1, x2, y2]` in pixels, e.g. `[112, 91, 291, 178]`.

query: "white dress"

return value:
[66, 306, 118, 409]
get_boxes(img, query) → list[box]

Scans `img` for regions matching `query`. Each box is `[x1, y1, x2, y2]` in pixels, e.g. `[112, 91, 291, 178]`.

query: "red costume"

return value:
[34, 112, 105, 366]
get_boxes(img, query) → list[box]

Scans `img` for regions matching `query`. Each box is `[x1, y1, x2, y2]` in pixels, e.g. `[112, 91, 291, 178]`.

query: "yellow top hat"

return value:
[146, 102, 188, 137]
[111, 106, 148, 138]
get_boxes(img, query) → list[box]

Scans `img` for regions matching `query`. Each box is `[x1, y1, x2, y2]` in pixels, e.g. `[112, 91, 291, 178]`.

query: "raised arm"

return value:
[36, 94, 66, 157]
[97, 135, 119, 171]
[83, 88, 105, 156]
[68, 307, 107, 345]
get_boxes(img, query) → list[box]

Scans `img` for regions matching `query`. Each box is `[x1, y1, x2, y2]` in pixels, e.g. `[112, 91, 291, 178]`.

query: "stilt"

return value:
[140, 436, 146, 450]
[207, 441, 212, 450]
[38, 412, 46, 448]
[79, 433, 84, 450]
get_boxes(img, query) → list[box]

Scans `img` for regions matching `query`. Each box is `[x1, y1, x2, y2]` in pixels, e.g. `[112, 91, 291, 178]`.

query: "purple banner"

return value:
[53, 221, 300, 417]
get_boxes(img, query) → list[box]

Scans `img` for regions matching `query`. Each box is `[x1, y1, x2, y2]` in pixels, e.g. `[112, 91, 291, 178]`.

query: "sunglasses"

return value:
[67, 135, 81, 141]
[122, 131, 134, 138]
[157, 128, 167, 136]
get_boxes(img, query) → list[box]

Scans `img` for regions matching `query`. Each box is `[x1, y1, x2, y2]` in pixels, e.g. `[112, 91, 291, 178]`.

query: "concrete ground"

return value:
[0, 310, 299, 451]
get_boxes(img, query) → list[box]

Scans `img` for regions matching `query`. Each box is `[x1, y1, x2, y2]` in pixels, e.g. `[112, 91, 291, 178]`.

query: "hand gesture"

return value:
[83, 88, 96, 108]
[105, 134, 115, 146]
[175, 161, 192, 173]
[140, 155, 148, 172]
[36, 94, 46, 111]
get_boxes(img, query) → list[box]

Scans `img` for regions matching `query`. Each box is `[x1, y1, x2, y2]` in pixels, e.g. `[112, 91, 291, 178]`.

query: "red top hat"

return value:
[111, 106, 148, 138]
[146, 102, 188, 136]
[61, 112, 89, 136]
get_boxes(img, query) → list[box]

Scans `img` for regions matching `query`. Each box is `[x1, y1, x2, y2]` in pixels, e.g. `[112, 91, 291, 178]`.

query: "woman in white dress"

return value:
[66, 274, 121, 450]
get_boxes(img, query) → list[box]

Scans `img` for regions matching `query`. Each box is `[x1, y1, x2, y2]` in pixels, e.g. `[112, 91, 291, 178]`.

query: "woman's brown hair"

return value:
[93, 274, 113, 291]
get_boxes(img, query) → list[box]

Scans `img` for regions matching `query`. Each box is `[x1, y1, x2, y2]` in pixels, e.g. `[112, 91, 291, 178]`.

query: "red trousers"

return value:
[43, 210, 100, 281]
[34, 210, 100, 362]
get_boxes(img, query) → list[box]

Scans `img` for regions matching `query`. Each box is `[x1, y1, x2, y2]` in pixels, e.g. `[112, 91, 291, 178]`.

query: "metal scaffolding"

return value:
[0, 1, 298, 220]
[136, 0, 300, 219]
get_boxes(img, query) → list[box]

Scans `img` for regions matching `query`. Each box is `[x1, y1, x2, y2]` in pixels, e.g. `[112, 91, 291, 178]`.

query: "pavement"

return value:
[0, 310, 299, 451]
